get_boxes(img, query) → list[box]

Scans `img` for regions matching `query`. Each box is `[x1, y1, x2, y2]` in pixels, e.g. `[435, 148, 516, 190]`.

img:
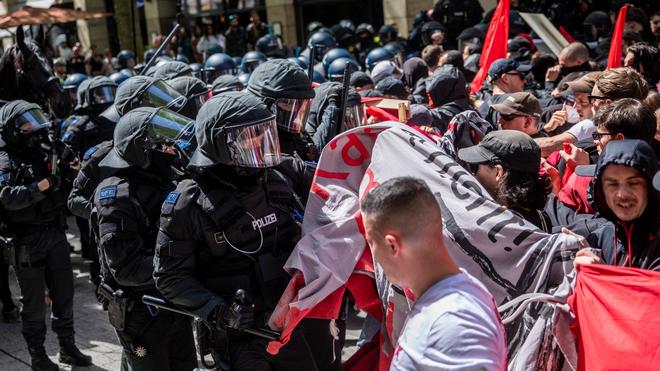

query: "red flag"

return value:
[470, 0, 510, 94]
[569, 264, 660, 370]
[607, 4, 629, 69]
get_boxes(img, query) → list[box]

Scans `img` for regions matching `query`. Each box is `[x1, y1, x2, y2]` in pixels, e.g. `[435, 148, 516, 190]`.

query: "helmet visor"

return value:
[205, 68, 234, 83]
[142, 80, 187, 112]
[15, 109, 49, 135]
[226, 118, 281, 168]
[342, 104, 366, 131]
[275, 98, 312, 134]
[191, 90, 211, 112]
[91, 86, 116, 105]
[241, 61, 262, 74]
[147, 107, 195, 147]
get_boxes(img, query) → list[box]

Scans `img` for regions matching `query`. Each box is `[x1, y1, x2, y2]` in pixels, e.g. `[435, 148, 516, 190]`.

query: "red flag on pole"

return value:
[470, 0, 510, 94]
[607, 4, 629, 69]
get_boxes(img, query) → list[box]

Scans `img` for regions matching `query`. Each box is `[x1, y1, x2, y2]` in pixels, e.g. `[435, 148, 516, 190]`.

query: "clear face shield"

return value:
[225, 117, 281, 168]
[205, 68, 235, 83]
[273, 98, 313, 134]
[146, 107, 196, 156]
[15, 108, 50, 136]
[241, 60, 263, 74]
[341, 103, 366, 131]
[140, 80, 188, 112]
[90, 85, 116, 105]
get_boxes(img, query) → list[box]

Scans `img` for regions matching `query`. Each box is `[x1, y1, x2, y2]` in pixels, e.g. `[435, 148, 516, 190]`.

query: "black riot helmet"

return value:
[0, 100, 50, 149]
[239, 51, 268, 74]
[255, 34, 286, 58]
[75, 76, 117, 115]
[100, 76, 187, 123]
[189, 92, 281, 169]
[247, 59, 315, 134]
[167, 76, 210, 119]
[189, 63, 203, 79]
[307, 31, 337, 62]
[63, 73, 89, 105]
[117, 50, 136, 69]
[204, 53, 237, 83]
[211, 75, 244, 96]
[150, 61, 193, 80]
[100, 106, 195, 171]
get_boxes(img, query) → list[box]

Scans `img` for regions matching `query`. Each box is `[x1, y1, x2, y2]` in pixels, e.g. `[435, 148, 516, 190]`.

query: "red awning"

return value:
[0, 6, 111, 29]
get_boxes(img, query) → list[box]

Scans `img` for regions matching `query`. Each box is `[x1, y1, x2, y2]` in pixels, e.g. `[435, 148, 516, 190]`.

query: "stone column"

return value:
[265, 0, 297, 48]
[144, 0, 177, 37]
[111, 0, 144, 59]
[382, 0, 433, 38]
[74, 0, 110, 53]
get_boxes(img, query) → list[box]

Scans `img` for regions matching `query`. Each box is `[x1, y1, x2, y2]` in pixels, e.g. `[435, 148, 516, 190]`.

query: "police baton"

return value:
[307, 45, 316, 83]
[140, 23, 181, 75]
[141, 295, 281, 341]
[336, 62, 353, 132]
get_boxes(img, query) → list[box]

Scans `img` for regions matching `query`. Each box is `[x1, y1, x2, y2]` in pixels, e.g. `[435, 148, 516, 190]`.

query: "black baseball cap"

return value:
[487, 58, 532, 80]
[458, 130, 541, 172]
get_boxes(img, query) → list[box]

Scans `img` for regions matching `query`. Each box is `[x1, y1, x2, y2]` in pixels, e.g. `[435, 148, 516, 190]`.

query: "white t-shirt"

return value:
[566, 119, 595, 142]
[390, 269, 507, 371]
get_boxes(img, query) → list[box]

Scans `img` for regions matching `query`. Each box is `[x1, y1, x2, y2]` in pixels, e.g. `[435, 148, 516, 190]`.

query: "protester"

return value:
[426, 65, 472, 132]
[361, 177, 507, 370]
[458, 130, 552, 230]
[573, 140, 659, 270]
[478, 58, 531, 126]
[490, 92, 543, 137]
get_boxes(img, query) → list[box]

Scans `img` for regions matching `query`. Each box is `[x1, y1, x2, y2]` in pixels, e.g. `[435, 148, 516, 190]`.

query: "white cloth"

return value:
[566, 119, 595, 142]
[196, 34, 226, 54]
[390, 269, 507, 371]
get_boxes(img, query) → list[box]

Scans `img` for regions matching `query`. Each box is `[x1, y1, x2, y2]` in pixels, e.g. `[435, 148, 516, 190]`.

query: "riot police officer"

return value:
[100, 75, 188, 123]
[305, 81, 363, 151]
[204, 53, 237, 83]
[0, 100, 91, 370]
[239, 51, 268, 75]
[167, 76, 210, 120]
[153, 92, 318, 371]
[247, 59, 317, 162]
[93, 106, 197, 370]
[63, 76, 117, 158]
[62, 73, 88, 106]
[148, 61, 193, 80]
[211, 75, 244, 96]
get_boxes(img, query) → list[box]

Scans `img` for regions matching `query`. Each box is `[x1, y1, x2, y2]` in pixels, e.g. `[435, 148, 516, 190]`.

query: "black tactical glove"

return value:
[46, 174, 62, 191]
[212, 299, 254, 330]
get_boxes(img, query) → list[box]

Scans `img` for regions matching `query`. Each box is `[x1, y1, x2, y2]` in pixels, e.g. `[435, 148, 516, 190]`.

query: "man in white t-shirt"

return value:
[361, 177, 507, 371]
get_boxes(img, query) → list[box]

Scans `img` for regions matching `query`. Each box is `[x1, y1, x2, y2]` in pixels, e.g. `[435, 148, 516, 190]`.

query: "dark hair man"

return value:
[361, 177, 507, 370]
[573, 140, 659, 270]
[458, 130, 552, 231]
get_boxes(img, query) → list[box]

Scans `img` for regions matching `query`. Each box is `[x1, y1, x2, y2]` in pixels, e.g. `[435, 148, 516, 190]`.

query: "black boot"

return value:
[58, 336, 92, 366]
[27, 345, 59, 371]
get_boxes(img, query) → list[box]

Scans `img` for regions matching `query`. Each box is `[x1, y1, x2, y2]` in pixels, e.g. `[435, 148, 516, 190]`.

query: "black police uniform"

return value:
[246, 60, 342, 370]
[93, 107, 196, 371]
[153, 92, 318, 371]
[0, 100, 90, 370]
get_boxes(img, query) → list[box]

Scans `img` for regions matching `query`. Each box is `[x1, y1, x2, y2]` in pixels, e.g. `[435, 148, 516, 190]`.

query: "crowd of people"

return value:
[1, 0, 659, 370]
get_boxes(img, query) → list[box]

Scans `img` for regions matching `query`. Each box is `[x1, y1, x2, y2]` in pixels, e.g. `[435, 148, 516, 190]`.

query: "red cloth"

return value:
[607, 4, 628, 69]
[569, 264, 660, 370]
[558, 172, 594, 214]
[470, 0, 510, 94]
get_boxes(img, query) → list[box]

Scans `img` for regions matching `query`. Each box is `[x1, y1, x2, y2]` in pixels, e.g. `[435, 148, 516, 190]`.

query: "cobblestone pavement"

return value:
[0, 217, 362, 370]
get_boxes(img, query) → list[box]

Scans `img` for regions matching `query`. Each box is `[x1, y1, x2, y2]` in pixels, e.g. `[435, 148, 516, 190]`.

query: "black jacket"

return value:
[153, 167, 303, 320]
[67, 140, 113, 219]
[426, 66, 472, 133]
[0, 146, 67, 230]
[94, 167, 175, 292]
[583, 140, 660, 270]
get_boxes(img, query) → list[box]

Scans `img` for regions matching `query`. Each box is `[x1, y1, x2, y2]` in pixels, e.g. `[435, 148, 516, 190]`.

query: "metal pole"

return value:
[140, 23, 181, 75]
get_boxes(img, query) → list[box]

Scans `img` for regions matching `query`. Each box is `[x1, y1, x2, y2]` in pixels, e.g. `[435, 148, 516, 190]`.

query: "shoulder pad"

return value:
[61, 131, 72, 141]
[83, 146, 97, 161]
[161, 191, 181, 216]
[98, 185, 117, 205]
[0, 171, 8, 186]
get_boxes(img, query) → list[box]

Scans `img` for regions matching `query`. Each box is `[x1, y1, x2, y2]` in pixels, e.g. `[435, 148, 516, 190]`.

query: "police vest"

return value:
[165, 168, 303, 311]
[0, 150, 66, 228]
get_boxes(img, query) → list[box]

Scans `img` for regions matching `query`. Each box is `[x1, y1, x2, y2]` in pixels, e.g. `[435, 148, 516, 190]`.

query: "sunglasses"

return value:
[587, 95, 608, 104]
[591, 131, 614, 140]
[499, 113, 526, 121]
